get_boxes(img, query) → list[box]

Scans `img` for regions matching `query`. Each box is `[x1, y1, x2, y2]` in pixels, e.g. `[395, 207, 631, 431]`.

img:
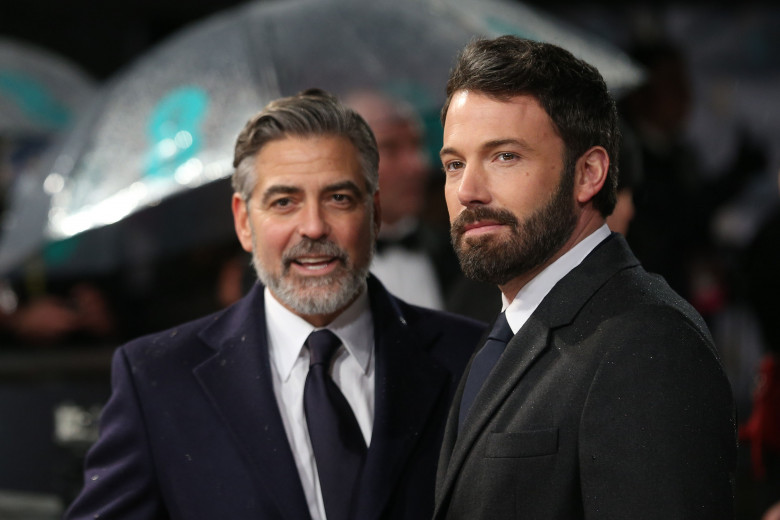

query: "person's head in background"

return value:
[606, 120, 643, 236]
[621, 41, 692, 141]
[345, 90, 430, 229]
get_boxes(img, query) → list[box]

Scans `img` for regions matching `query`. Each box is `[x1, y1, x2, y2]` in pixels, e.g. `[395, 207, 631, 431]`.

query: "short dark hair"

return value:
[232, 88, 379, 201]
[442, 36, 620, 216]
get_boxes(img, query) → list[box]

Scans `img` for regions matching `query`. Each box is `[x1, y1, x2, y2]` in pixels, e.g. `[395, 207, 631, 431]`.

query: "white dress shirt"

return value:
[370, 217, 445, 310]
[502, 224, 611, 334]
[264, 286, 375, 520]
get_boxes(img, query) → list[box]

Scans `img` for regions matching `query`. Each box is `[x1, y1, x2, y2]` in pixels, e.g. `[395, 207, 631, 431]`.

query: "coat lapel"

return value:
[435, 234, 641, 515]
[193, 285, 311, 520]
[352, 277, 451, 519]
[435, 316, 551, 513]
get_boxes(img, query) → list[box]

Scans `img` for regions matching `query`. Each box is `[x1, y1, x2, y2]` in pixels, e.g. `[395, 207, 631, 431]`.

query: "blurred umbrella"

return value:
[0, 38, 95, 136]
[0, 0, 642, 276]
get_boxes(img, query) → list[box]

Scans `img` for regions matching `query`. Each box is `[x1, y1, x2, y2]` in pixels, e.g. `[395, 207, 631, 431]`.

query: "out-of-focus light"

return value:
[174, 158, 203, 185]
[49, 181, 151, 238]
[43, 173, 65, 194]
[204, 159, 232, 181]
[157, 138, 177, 159]
[174, 130, 193, 149]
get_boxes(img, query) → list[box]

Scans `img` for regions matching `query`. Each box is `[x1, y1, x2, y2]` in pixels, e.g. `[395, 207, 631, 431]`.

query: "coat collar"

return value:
[196, 276, 451, 519]
[352, 276, 451, 519]
[435, 234, 640, 517]
[194, 284, 312, 519]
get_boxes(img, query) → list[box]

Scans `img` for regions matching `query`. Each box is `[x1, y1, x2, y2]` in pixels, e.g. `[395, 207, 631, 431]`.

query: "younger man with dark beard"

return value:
[434, 36, 737, 519]
[65, 89, 484, 520]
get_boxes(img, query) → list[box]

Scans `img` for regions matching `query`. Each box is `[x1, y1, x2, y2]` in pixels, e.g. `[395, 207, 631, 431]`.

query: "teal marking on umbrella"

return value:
[42, 234, 80, 267]
[0, 70, 71, 130]
[144, 86, 209, 179]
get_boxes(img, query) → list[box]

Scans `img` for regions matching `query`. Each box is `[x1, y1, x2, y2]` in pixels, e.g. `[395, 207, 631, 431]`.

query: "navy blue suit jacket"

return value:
[65, 276, 485, 519]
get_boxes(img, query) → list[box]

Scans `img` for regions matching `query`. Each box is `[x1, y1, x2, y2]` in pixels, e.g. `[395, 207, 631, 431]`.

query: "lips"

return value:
[292, 256, 338, 271]
[451, 207, 519, 241]
[463, 220, 504, 234]
[281, 237, 348, 273]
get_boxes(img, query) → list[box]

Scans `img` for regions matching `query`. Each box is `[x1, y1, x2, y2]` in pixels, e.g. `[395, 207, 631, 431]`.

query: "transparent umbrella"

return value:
[0, 0, 642, 276]
[0, 37, 95, 137]
[0, 38, 96, 279]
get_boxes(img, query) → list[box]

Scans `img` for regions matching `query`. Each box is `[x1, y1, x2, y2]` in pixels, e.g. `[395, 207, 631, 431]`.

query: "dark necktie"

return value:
[303, 329, 366, 520]
[458, 312, 514, 430]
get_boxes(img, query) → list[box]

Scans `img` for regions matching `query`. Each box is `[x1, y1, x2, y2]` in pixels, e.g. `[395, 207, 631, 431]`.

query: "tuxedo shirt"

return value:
[265, 287, 374, 520]
[371, 218, 445, 310]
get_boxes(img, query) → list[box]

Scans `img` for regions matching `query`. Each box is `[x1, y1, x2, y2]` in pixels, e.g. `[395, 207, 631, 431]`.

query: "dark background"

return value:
[0, 0, 758, 81]
[2, 1, 778, 518]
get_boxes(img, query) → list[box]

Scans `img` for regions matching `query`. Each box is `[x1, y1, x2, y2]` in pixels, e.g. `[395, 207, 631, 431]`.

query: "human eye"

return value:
[269, 197, 294, 210]
[330, 192, 356, 207]
[496, 152, 519, 162]
[443, 160, 464, 173]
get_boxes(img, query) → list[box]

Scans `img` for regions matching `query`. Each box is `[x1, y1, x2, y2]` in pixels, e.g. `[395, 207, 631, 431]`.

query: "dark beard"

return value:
[450, 170, 577, 285]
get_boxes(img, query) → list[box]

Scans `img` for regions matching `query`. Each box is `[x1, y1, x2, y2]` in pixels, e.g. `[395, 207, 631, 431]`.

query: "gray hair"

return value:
[232, 88, 379, 201]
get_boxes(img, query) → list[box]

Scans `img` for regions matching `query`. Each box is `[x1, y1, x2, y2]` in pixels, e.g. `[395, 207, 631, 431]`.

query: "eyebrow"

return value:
[440, 138, 533, 158]
[260, 180, 365, 205]
[261, 185, 300, 205]
[323, 180, 364, 197]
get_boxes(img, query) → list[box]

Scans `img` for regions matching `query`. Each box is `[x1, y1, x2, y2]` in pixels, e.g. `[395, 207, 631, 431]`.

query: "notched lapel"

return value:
[436, 234, 640, 515]
[438, 317, 551, 506]
[194, 287, 311, 520]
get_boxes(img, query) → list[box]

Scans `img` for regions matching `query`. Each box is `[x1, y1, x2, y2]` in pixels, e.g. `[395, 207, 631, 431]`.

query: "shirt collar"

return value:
[265, 285, 374, 381]
[502, 224, 611, 333]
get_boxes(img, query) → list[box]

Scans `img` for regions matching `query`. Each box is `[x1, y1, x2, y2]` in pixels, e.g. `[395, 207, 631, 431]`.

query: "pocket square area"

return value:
[486, 429, 559, 458]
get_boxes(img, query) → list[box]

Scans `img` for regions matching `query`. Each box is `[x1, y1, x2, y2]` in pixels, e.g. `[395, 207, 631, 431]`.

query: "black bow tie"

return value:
[375, 229, 421, 253]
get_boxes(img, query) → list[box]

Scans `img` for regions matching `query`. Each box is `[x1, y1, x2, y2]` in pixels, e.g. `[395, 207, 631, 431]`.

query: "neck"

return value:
[499, 213, 605, 302]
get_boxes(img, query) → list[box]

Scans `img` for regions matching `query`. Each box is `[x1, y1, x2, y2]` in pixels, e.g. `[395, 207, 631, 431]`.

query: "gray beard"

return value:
[249, 223, 374, 317]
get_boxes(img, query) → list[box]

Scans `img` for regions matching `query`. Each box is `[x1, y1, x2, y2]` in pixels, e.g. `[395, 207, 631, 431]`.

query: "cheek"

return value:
[340, 215, 374, 260]
[499, 176, 552, 215]
[253, 218, 292, 261]
[443, 182, 462, 220]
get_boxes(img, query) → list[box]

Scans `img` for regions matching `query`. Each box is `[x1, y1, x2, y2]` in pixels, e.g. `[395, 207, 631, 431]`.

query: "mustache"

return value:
[282, 237, 348, 267]
[451, 206, 519, 238]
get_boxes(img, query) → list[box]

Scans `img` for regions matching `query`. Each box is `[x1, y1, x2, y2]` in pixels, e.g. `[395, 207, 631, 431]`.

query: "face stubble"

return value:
[450, 165, 577, 286]
[248, 207, 375, 317]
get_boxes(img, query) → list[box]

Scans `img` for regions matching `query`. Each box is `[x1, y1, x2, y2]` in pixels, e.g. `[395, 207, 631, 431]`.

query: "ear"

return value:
[372, 190, 382, 235]
[231, 193, 254, 253]
[574, 146, 609, 205]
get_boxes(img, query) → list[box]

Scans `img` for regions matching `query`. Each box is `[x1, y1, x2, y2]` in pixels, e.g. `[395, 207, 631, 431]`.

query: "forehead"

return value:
[253, 134, 364, 191]
[444, 91, 562, 151]
[374, 119, 420, 147]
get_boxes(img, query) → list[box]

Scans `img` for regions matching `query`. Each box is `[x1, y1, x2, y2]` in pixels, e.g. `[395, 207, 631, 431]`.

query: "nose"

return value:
[298, 203, 330, 240]
[457, 164, 491, 208]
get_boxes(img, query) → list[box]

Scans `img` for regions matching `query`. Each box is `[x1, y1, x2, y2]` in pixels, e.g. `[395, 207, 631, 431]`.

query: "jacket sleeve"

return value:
[64, 347, 169, 520]
[579, 306, 737, 519]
